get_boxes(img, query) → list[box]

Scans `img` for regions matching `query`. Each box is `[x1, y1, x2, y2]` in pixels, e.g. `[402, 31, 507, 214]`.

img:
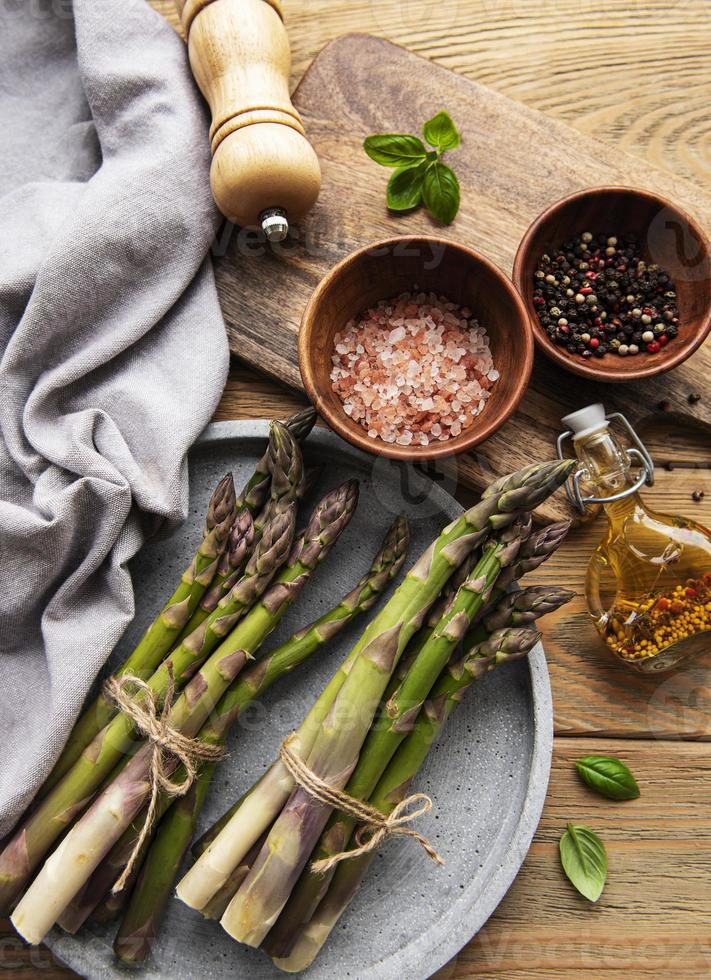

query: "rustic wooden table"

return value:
[3, 1, 709, 976]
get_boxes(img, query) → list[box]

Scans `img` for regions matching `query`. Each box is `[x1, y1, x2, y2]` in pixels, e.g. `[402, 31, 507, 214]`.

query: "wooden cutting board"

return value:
[213, 34, 711, 523]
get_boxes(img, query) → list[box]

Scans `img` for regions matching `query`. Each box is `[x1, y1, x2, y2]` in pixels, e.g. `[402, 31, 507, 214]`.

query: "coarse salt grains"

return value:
[330, 291, 499, 447]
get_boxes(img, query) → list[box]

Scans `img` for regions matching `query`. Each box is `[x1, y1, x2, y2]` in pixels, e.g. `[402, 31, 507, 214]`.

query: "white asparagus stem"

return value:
[11, 760, 151, 944]
[176, 626, 368, 910]
[177, 730, 311, 911]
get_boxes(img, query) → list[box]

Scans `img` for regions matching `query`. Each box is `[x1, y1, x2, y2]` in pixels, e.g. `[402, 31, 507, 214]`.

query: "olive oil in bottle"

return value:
[560, 404, 711, 673]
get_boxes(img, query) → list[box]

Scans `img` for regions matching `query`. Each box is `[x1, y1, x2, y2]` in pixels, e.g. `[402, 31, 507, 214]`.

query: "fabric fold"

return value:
[0, 0, 229, 832]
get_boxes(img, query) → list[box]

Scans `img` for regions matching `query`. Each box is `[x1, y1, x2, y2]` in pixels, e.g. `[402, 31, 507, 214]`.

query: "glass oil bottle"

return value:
[559, 404, 711, 673]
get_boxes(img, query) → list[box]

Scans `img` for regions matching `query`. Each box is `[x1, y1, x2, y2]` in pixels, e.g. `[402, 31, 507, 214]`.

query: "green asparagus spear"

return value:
[497, 520, 571, 591]
[56, 787, 174, 933]
[282, 407, 317, 443]
[217, 462, 573, 948]
[272, 628, 541, 972]
[40, 475, 237, 796]
[481, 462, 551, 497]
[74, 515, 407, 955]
[263, 516, 531, 954]
[235, 408, 316, 516]
[114, 772, 214, 963]
[176, 509, 256, 639]
[201, 834, 269, 921]
[10, 482, 358, 944]
[482, 584, 576, 631]
[0, 501, 297, 917]
[253, 421, 305, 536]
[179, 463, 573, 923]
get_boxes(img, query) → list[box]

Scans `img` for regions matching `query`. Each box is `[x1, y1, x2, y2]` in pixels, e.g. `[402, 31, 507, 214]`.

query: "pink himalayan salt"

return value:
[330, 290, 498, 446]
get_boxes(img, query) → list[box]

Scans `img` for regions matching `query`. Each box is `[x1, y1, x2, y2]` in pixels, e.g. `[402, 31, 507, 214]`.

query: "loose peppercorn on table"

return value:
[3, 2, 709, 977]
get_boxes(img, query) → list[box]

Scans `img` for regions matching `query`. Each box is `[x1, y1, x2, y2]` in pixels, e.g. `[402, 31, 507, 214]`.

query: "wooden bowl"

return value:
[513, 186, 711, 383]
[298, 236, 534, 461]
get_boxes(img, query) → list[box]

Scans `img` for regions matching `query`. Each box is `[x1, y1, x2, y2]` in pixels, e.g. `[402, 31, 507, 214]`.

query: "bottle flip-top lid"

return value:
[562, 403, 609, 441]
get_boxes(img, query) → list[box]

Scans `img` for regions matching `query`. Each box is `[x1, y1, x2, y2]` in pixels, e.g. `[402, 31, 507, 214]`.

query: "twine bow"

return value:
[105, 668, 224, 893]
[279, 737, 444, 875]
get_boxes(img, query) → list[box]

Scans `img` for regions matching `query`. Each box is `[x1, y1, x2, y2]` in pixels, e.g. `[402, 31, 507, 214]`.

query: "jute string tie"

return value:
[279, 737, 444, 875]
[105, 668, 224, 893]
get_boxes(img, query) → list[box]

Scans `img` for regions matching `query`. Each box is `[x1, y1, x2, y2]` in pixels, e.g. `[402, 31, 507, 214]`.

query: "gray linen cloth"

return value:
[0, 0, 229, 833]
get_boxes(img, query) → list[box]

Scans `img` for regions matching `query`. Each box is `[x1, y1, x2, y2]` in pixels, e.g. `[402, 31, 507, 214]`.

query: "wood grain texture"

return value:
[154, 0, 711, 193]
[10, 2, 708, 978]
[208, 33, 711, 522]
[452, 738, 711, 976]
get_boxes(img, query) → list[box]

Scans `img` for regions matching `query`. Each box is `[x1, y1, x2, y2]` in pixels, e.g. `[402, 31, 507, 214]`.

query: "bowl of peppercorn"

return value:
[513, 186, 711, 382]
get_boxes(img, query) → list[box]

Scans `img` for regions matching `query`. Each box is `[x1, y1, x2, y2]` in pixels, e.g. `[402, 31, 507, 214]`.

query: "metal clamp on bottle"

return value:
[556, 404, 655, 515]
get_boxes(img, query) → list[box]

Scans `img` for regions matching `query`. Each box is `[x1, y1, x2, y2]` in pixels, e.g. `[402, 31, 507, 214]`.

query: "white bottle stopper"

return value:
[562, 403, 609, 441]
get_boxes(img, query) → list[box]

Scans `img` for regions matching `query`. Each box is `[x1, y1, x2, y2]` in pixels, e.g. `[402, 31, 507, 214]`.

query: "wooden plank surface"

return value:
[153, 0, 711, 192]
[213, 29, 711, 389]
[452, 738, 711, 977]
[206, 32, 711, 522]
[6, 1, 709, 978]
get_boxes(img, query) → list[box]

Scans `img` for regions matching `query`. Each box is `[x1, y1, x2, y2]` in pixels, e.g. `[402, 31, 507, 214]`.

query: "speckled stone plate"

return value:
[45, 420, 553, 980]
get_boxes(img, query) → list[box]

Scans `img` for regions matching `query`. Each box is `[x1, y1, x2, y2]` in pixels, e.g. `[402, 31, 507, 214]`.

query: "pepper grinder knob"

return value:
[176, 0, 321, 233]
[260, 207, 290, 243]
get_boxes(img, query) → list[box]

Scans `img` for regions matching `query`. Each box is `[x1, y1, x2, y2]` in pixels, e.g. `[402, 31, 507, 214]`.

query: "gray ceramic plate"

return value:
[45, 420, 552, 980]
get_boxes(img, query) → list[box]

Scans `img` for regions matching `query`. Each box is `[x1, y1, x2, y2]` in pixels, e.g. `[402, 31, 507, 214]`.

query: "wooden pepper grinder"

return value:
[175, 0, 321, 241]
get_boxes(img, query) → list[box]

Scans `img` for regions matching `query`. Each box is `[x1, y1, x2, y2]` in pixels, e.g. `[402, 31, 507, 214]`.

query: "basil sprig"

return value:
[575, 755, 640, 801]
[559, 823, 608, 902]
[364, 111, 461, 224]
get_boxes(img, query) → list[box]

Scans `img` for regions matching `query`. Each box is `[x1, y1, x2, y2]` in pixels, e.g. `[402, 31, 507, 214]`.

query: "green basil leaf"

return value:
[575, 756, 640, 801]
[423, 110, 461, 151]
[422, 161, 460, 224]
[559, 823, 607, 902]
[363, 134, 427, 168]
[386, 163, 426, 211]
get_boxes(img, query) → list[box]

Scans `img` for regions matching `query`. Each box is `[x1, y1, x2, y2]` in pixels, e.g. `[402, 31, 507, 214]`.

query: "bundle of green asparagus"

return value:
[1, 409, 414, 964]
[175, 459, 576, 971]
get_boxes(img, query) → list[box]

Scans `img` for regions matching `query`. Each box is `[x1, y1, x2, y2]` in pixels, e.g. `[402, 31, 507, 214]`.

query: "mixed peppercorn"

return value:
[533, 232, 680, 359]
[605, 573, 711, 662]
